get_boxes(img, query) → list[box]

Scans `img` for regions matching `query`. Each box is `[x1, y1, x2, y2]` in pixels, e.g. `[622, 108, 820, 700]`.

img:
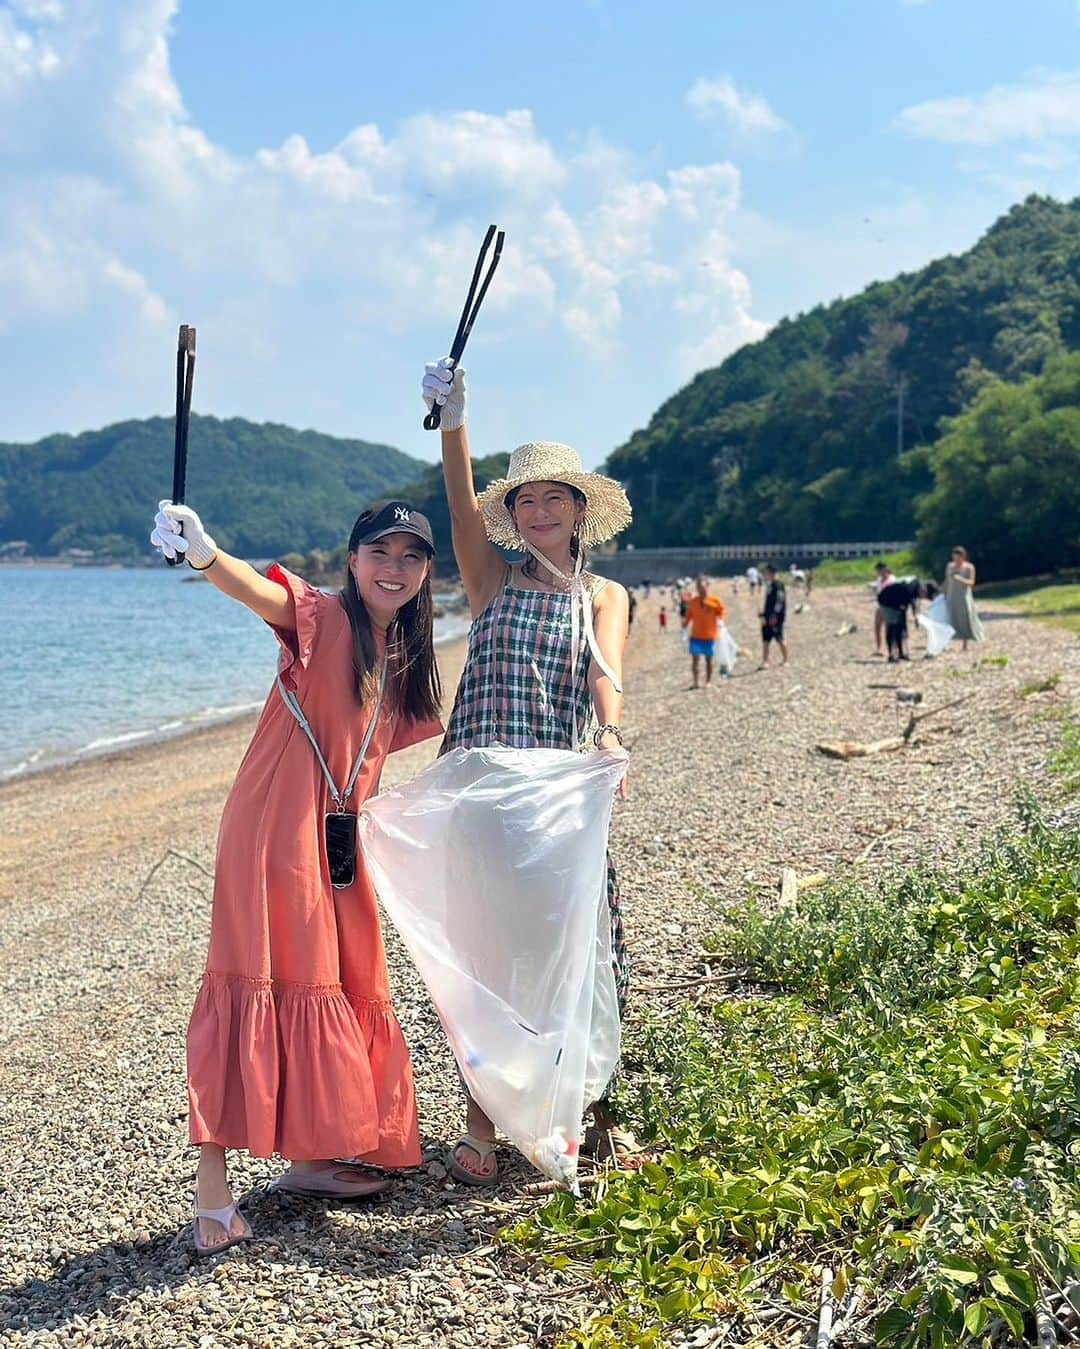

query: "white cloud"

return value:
[686, 76, 788, 137]
[103, 259, 170, 325]
[0, 5, 59, 97]
[895, 69, 1080, 145]
[0, 0, 768, 447]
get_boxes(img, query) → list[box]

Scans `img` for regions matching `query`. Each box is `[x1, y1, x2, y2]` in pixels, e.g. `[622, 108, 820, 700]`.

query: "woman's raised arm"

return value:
[150, 502, 295, 630]
[422, 362, 504, 615]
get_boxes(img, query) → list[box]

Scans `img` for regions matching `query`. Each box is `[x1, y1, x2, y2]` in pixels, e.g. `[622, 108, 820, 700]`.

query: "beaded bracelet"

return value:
[593, 723, 624, 747]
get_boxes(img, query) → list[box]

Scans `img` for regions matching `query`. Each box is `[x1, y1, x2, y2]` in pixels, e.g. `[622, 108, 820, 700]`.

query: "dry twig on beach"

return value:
[816, 690, 978, 760]
[136, 846, 214, 901]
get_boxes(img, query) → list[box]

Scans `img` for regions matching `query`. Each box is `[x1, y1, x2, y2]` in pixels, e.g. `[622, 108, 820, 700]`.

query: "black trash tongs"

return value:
[423, 224, 505, 430]
[166, 324, 197, 566]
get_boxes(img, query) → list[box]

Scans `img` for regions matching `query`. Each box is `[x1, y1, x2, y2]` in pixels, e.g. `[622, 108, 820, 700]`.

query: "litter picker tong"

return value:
[166, 324, 196, 566]
[423, 225, 504, 430]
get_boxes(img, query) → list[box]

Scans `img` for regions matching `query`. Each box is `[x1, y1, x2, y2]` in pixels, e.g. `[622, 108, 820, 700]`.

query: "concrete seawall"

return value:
[590, 542, 911, 585]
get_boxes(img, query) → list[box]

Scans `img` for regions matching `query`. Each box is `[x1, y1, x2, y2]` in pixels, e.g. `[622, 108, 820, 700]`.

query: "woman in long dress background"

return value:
[944, 545, 985, 652]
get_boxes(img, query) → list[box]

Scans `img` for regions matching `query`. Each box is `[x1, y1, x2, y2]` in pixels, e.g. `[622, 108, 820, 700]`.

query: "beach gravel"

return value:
[0, 583, 1075, 1346]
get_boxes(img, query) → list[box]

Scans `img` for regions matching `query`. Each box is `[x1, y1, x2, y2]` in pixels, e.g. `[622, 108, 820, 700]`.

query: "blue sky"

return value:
[1, 0, 1078, 471]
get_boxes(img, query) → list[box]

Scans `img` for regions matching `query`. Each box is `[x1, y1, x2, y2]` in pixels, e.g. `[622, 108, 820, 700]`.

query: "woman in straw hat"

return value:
[422, 357, 635, 1183]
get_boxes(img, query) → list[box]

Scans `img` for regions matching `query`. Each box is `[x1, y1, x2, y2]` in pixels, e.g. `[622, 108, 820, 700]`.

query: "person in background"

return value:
[873, 560, 896, 656]
[876, 577, 938, 662]
[804, 567, 814, 598]
[678, 585, 691, 624]
[627, 589, 638, 629]
[682, 575, 726, 689]
[759, 564, 788, 668]
[746, 564, 762, 595]
[732, 575, 742, 596]
[789, 563, 807, 591]
[659, 605, 669, 631]
[944, 546, 985, 652]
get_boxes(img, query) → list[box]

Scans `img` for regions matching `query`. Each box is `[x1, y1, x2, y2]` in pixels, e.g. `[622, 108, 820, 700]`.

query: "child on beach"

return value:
[659, 606, 668, 631]
[149, 498, 443, 1254]
[420, 357, 635, 1181]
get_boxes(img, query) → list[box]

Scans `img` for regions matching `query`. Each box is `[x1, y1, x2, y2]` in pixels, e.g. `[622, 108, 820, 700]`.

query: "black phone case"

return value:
[325, 812, 357, 889]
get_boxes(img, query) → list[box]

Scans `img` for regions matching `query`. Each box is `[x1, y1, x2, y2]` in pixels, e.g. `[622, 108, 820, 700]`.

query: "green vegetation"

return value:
[278, 452, 512, 583]
[813, 549, 916, 587]
[508, 805, 1080, 1347]
[988, 581, 1080, 638]
[1020, 674, 1063, 698]
[915, 352, 1080, 581]
[606, 195, 1079, 569]
[0, 415, 424, 559]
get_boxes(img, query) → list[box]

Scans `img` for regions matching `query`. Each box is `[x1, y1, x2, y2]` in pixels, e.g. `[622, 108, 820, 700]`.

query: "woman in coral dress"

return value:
[150, 497, 443, 1253]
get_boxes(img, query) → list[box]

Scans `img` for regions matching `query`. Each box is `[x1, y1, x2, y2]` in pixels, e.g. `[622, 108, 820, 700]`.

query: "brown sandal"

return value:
[582, 1124, 642, 1164]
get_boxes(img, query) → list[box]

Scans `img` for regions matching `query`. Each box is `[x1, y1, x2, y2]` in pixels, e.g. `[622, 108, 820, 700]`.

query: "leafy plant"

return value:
[508, 814, 1080, 1346]
[1020, 673, 1063, 697]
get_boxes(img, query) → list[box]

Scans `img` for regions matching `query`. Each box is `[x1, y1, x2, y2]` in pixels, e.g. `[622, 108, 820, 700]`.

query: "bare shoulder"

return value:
[589, 575, 629, 613]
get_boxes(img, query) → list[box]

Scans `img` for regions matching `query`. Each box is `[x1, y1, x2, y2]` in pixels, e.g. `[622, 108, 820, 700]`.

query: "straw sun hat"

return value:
[476, 442, 632, 549]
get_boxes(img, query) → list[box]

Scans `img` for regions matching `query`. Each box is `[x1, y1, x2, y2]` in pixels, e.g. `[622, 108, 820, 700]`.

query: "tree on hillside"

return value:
[915, 352, 1080, 582]
[606, 194, 1080, 546]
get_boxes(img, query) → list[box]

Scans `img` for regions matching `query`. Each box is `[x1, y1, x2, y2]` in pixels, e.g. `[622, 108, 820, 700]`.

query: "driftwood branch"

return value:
[817, 691, 978, 760]
[815, 1268, 835, 1349]
[637, 970, 748, 993]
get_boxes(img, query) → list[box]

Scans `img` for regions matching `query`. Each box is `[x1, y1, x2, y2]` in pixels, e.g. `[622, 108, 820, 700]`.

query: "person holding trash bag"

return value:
[149, 498, 443, 1254]
[413, 357, 634, 1185]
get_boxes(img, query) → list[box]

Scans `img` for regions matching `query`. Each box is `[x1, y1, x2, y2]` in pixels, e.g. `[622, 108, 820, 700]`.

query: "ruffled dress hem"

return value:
[187, 970, 420, 1166]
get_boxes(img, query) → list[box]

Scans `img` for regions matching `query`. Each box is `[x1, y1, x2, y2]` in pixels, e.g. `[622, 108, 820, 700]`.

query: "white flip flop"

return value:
[192, 1200, 252, 1257]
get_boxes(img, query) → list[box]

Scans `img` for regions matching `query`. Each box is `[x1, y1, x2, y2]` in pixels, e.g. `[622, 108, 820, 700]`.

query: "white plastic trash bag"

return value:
[359, 745, 627, 1190]
[717, 623, 738, 674]
[917, 594, 954, 657]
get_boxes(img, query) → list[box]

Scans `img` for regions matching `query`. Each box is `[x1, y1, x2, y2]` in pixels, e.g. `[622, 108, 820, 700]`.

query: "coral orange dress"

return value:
[186, 565, 441, 1164]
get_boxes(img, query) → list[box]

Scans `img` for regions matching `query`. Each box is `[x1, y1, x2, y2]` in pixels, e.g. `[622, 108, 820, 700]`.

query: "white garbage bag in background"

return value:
[717, 622, 738, 674]
[917, 594, 955, 657]
[359, 745, 627, 1191]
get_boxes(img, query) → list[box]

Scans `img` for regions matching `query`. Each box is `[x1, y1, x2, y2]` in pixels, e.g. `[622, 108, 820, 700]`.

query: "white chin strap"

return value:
[521, 539, 622, 749]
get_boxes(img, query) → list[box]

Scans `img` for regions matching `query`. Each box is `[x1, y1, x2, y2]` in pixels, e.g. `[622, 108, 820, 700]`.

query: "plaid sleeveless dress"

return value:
[441, 574, 629, 1013]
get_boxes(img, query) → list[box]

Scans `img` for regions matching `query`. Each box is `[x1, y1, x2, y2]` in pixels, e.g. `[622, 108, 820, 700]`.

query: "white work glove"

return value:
[421, 358, 467, 431]
[150, 500, 218, 569]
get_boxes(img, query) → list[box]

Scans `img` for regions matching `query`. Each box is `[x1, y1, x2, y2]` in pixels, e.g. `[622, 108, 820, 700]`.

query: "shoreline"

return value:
[0, 631, 471, 795]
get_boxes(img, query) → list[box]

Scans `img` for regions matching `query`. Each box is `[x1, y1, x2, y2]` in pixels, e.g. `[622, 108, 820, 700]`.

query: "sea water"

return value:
[0, 567, 468, 779]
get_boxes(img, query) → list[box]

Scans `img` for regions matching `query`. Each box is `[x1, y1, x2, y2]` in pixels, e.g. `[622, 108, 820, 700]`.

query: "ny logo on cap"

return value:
[394, 506, 411, 522]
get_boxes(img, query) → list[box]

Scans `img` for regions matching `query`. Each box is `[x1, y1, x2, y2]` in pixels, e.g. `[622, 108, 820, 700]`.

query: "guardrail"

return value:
[590, 543, 913, 584]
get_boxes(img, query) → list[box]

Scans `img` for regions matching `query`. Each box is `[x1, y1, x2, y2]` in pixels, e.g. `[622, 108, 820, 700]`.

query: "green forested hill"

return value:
[606, 194, 1080, 546]
[0, 415, 425, 558]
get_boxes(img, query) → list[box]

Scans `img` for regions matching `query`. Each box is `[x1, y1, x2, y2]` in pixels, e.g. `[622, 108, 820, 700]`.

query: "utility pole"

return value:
[896, 376, 907, 457]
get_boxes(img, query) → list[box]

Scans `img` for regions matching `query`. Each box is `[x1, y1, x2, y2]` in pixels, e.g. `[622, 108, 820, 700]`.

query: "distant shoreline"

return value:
[2, 629, 472, 789]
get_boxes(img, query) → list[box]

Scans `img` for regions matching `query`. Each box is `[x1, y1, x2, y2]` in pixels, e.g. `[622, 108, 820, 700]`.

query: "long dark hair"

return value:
[338, 564, 441, 724]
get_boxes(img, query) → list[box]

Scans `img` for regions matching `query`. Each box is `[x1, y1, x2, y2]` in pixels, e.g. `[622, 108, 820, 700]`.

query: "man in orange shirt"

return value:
[682, 575, 726, 688]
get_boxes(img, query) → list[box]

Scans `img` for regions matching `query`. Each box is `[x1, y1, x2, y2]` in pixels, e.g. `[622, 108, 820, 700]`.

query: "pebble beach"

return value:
[1, 582, 1076, 1348]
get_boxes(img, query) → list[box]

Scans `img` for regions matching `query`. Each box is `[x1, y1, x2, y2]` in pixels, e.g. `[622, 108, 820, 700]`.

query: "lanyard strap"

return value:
[519, 544, 624, 749]
[276, 649, 389, 811]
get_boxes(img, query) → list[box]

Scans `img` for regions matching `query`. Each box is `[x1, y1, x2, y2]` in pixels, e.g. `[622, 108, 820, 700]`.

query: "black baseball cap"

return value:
[349, 500, 436, 554]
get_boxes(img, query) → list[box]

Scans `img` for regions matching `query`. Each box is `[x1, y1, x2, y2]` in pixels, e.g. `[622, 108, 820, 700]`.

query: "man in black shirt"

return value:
[877, 577, 938, 662]
[759, 564, 788, 668]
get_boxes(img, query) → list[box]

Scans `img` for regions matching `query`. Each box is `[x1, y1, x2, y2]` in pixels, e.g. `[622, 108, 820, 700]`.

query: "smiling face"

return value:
[349, 532, 431, 627]
[508, 480, 585, 557]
